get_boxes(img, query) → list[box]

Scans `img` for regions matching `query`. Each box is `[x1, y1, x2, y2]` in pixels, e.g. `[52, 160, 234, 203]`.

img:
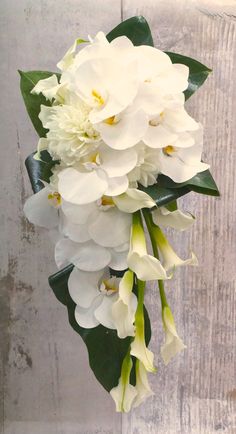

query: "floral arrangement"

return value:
[20, 16, 219, 412]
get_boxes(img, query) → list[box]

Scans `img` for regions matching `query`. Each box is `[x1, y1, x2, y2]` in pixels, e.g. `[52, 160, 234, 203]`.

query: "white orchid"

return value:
[57, 145, 138, 205]
[152, 206, 195, 231]
[127, 211, 168, 281]
[161, 305, 186, 365]
[68, 267, 137, 334]
[23, 184, 60, 229]
[156, 126, 209, 183]
[110, 352, 137, 412]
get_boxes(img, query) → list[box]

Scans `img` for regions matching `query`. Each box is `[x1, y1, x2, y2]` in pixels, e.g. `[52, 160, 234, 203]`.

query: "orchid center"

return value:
[162, 145, 175, 156]
[101, 195, 115, 207]
[47, 192, 61, 207]
[92, 89, 104, 106]
[101, 278, 119, 293]
[104, 115, 116, 125]
[149, 112, 164, 127]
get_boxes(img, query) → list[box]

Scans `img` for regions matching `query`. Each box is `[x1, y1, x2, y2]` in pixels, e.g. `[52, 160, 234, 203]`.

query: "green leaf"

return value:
[25, 151, 59, 193]
[19, 70, 60, 137]
[165, 52, 212, 100]
[107, 16, 154, 46]
[157, 170, 220, 197]
[48, 265, 151, 392]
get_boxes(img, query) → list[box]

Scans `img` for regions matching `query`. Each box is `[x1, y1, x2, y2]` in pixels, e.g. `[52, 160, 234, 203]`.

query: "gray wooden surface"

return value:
[0, 0, 235, 433]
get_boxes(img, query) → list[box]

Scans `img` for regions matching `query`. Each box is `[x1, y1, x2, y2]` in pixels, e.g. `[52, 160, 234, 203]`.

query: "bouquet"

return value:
[19, 16, 219, 412]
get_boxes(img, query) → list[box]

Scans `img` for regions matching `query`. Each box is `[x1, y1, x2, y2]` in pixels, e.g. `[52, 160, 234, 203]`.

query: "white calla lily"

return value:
[161, 306, 186, 365]
[152, 206, 195, 231]
[57, 38, 87, 71]
[152, 224, 198, 273]
[110, 352, 137, 412]
[127, 212, 168, 281]
[112, 270, 137, 338]
[133, 360, 154, 408]
[130, 280, 156, 372]
[113, 188, 156, 213]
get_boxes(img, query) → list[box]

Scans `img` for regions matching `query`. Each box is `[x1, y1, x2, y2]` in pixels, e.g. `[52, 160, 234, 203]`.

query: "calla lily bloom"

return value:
[127, 212, 168, 281]
[133, 360, 154, 408]
[110, 352, 137, 412]
[161, 305, 186, 365]
[151, 223, 198, 274]
[112, 270, 137, 339]
[152, 206, 195, 231]
[130, 280, 156, 373]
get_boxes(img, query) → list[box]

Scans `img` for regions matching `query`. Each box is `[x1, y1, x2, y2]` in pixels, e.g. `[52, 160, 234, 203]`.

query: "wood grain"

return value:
[0, 0, 235, 433]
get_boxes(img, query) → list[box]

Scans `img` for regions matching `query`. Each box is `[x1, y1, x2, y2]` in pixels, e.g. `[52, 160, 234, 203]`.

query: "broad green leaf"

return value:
[157, 170, 220, 197]
[48, 265, 151, 391]
[166, 52, 212, 100]
[107, 16, 154, 46]
[25, 151, 58, 193]
[19, 70, 60, 137]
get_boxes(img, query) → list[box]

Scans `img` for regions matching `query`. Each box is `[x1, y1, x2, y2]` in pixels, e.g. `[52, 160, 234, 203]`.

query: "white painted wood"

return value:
[0, 0, 235, 433]
[122, 0, 236, 433]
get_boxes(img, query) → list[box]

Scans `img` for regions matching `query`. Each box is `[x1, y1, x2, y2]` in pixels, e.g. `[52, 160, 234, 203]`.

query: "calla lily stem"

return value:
[142, 209, 168, 308]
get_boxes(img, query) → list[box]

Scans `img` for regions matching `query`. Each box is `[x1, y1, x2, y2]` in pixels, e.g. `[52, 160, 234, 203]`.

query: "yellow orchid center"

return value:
[102, 279, 118, 292]
[149, 112, 164, 127]
[92, 89, 104, 106]
[48, 192, 61, 206]
[163, 145, 175, 156]
[104, 115, 116, 125]
[101, 196, 115, 207]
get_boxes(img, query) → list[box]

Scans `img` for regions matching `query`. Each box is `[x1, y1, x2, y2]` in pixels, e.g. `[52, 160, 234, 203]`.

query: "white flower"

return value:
[130, 332, 156, 373]
[133, 360, 154, 408]
[31, 74, 62, 102]
[152, 206, 195, 231]
[127, 212, 168, 281]
[110, 353, 137, 412]
[68, 267, 137, 333]
[152, 224, 198, 273]
[127, 143, 161, 187]
[112, 270, 137, 338]
[38, 101, 100, 165]
[94, 107, 148, 150]
[68, 56, 139, 124]
[156, 126, 209, 183]
[113, 188, 156, 213]
[23, 184, 60, 229]
[57, 38, 87, 71]
[68, 267, 121, 329]
[161, 306, 186, 365]
[57, 145, 138, 204]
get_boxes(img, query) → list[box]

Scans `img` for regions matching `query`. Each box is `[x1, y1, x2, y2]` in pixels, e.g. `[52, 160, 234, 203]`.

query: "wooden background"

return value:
[0, 0, 235, 433]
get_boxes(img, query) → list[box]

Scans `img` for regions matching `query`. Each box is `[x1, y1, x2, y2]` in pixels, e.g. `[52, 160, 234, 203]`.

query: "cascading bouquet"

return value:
[19, 16, 219, 412]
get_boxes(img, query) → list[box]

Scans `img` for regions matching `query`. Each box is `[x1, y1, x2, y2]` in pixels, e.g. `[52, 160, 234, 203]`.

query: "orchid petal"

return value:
[68, 267, 103, 308]
[24, 187, 59, 229]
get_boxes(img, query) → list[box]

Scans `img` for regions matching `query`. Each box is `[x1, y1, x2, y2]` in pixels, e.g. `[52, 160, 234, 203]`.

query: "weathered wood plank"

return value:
[122, 1, 236, 433]
[0, 1, 122, 433]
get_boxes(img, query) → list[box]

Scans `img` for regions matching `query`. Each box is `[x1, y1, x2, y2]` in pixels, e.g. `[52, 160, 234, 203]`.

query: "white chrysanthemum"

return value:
[38, 98, 100, 164]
